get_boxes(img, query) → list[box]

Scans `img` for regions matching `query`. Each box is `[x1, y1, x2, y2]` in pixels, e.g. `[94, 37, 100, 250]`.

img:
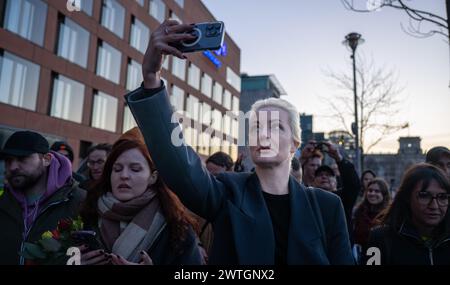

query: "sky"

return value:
[201, 0, 449, 154]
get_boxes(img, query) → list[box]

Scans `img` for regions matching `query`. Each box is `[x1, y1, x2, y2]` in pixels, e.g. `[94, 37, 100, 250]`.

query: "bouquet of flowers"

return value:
[21, 216, 86, 265]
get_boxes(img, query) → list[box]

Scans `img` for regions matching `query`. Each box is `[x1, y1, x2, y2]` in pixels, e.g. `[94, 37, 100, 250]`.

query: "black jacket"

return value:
[335, 159, 361, 241]
[365, 223, 450, 265]
[0, 181, 85, 265]
[125, 85, 354, 265]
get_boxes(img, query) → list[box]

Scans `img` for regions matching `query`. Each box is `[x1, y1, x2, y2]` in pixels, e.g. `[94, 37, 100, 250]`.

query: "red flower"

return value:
[57, 218, 73, 231]
[51, 229, 61, 240]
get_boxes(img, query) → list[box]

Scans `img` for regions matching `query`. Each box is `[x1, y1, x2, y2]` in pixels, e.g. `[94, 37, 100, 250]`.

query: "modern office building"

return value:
[0, 0, 241, 168]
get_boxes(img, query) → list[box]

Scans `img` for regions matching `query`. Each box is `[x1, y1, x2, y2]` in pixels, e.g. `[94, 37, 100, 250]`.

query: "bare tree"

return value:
[341, 0, 449, 42]
[323, 55, 409, 158]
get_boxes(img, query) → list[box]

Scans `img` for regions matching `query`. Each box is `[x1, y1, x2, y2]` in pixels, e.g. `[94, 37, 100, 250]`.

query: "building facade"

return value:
[0, 0, 241, 168]
[364, 137, 425, 192]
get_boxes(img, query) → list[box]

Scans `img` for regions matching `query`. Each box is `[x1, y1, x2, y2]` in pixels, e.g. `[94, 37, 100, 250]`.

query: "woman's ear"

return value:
[148, 170, 158, 186]
[291, 139, 300, 153]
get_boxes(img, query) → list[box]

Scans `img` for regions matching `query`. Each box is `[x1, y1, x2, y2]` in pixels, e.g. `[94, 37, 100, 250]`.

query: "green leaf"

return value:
[39, 238, 62, 252]
[21, 242, 47, 259]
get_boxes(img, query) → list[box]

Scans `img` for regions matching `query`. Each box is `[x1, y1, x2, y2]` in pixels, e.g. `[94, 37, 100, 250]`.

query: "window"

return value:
[0, 51, 40, 111]
[171, 56, 186, 80]
[75, 0, 93, 16]
[170, 84, 184, 113]
[223, 114, 232, 136]
[201, 73, 212, 98]
[198, 133, 210, 156]
[135, 0, 144, 6]
[162, 55, 169, 70]
[230, 144, 238, 161]
[92, 91, 118, 132]
[3, 0, 47, 46]
[223, 90, 232, 110]
[126, 59, 143, 91]
[183, 127, 193, 147]
[57, 16, 90, 68]
[201, 102, 211, 126]
[130, 16, 150, 54]
[187, 63, 200, 90]
[212, 82, 222, 105]
[101, 0, 125, 38]
[123, 105, 137, 133]
[212, 110, 222, 132]
[226, 67, 241, 92]
[186, 95, 200, 122]
[210, 136, 221, 155]
[50, 74, 84, 123]
[232, 119, 239, 139]
[170, 11, 181, 23]
[232, 96, 240, 113]
[149, 0, 165, 23]
[221, 138, 231, 155]
[174, 0, 184, 8]
[96, 41, 122, 84]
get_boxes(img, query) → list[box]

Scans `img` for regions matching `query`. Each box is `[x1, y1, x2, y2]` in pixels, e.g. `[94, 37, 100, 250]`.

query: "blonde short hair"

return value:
[250, 98, 301, 145]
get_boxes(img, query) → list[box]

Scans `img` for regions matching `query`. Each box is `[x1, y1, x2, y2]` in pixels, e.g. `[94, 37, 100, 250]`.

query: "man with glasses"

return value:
[79, 143, 112, 191]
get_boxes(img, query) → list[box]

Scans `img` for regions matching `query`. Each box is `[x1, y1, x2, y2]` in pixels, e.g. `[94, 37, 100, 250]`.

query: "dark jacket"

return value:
[0, 181, 85, 265]
[365, 223, 450, 265]
[125, 85, 354, 265]
[335, 159, 360, 242]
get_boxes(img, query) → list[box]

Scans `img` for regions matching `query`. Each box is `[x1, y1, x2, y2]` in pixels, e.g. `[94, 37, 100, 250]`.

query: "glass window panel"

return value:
[130, 17, 150, 54]
[0, 52, 40, 111]
[126, 59, 143, 91]
[57, 17, 90, 68]
[101, 0, 125, 38]
[91, 91, 118, 132]
[96, 41, 122, 84]
[50, 75, 85, 123]
[4, 0, 47, 46]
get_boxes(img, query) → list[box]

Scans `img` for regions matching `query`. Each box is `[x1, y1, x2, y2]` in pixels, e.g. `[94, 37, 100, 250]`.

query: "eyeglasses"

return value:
[87, 159, 106, 168]
[416, 191, 449, 207]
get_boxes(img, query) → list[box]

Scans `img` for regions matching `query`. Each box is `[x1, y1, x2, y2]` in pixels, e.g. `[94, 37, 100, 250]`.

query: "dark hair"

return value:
[291, 156, 301, 171]
[302, 150, 323, 169]
[361, 169, 376, 183]
[379, 163, 450, 235]
[206, 151, 234, 171]
[86, 143, 112, 157]
[355, 178, 391, 218]
[81, 139, 198, 249]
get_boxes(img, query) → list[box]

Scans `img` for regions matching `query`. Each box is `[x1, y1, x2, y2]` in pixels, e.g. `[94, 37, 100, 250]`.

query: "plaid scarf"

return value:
[98, 190, 166, 262]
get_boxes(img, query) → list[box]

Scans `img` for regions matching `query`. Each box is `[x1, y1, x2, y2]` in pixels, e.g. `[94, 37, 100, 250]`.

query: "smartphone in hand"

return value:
[173, 21, 225, 53]
[72, 230, 102, 250]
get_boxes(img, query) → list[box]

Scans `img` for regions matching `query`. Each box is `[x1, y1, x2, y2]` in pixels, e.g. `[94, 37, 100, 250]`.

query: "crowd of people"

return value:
[0, 20, 449, 265]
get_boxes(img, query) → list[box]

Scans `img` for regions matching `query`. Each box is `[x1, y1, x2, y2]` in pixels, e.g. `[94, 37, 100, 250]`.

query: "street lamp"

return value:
[343, 32, 364, 174]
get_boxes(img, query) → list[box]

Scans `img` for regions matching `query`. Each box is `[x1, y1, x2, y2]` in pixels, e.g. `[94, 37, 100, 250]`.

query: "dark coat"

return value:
[0, 181, 85, 265]
[125, 85, 354, 265]
[365, 223, 450, 265]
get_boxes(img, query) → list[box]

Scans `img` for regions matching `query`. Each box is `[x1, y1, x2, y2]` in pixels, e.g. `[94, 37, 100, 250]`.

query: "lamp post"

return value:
[343, 32, 364, 175]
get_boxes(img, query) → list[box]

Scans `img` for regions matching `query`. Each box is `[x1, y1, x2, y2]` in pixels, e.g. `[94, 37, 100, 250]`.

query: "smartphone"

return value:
[174, 21, 225, 53]
[72, 230, 101, 250]
[315, 142, 329, 153]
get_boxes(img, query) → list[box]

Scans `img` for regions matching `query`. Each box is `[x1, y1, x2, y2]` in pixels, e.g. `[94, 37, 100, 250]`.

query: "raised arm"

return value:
[125, 20, 227, 221]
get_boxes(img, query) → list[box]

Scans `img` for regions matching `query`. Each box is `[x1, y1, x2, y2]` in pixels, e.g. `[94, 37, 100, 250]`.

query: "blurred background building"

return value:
[0, 0, 241, 168]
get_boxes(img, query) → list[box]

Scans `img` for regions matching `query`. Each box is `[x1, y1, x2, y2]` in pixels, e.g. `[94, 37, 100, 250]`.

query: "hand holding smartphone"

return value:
[171, 21, 225, 53]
